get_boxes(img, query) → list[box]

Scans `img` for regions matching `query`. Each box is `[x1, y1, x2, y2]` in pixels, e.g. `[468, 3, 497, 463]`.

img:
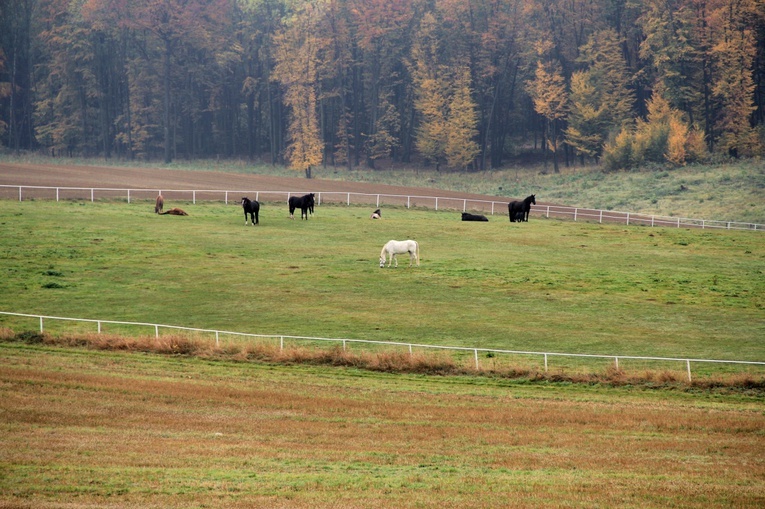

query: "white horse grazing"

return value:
[380, 239, 420, 268]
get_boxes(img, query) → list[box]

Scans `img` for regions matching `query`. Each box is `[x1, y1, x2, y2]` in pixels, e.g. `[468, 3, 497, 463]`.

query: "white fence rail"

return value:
[2, 311, 764, 382]
[0, 184, 761, 231]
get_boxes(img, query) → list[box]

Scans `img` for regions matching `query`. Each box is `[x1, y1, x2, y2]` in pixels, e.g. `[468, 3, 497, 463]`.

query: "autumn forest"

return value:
[1, 0, 764, 174]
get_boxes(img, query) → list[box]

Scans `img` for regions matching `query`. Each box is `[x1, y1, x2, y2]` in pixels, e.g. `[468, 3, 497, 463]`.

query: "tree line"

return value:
[1, 0, 763, 175]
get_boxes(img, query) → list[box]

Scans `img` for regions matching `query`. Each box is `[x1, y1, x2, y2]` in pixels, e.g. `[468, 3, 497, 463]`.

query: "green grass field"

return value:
[1, 199, 763, 376]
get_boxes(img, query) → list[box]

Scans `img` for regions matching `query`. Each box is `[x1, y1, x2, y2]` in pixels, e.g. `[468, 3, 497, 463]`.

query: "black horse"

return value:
[462, 212, 489, 222]
[241, 197, 259, 225]
[508, 194, 536, 222]
[289, 193, 315, 220]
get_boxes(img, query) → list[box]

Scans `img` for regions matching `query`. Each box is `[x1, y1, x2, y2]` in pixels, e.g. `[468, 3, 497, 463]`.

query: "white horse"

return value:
[380, 239, 419, 268]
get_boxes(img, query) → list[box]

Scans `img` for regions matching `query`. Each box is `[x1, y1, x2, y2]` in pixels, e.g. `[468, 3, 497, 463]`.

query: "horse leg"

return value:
[255, 209, 259, 225]
[243, 211, 248, 226]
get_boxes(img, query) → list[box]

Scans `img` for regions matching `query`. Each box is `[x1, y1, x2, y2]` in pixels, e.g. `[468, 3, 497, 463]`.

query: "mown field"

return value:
[1, 342, 764, 508]
[0, 198, 763, 373]
[1, 195, 764, 508]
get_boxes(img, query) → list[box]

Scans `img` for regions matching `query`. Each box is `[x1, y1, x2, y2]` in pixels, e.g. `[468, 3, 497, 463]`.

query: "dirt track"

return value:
[0, 161, 508, 202]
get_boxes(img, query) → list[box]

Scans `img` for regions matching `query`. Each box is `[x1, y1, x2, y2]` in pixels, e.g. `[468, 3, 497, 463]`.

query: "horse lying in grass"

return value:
[508, 194, 536, 222]
[241, 197, 259, 225]
[462, 212, 488, 221]
[159, 208, 188, 216]
[289, 193, 315, 220]
[380, 239, 420, 268]
[154, 194, 164, 214]
[370, 209, 381, 219]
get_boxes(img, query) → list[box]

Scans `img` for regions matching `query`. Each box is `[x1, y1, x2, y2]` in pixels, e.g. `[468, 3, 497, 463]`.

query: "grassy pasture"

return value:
[1, 342, 764, 508]
[0, 198, 763, 377]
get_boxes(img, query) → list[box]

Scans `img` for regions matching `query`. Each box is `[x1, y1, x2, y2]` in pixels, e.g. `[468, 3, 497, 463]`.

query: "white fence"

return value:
[2, 311, 764, 381]
[0, 184, 762, 231]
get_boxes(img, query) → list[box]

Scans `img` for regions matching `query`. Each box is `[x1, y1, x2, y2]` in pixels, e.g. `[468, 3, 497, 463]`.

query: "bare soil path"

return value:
[0, 162, 508, 203]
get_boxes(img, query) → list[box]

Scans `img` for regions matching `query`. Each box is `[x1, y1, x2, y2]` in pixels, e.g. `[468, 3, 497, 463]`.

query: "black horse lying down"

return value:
[241, 197, 259, 225]
[462, 212, 489, 222]
[289, 193, 315, 220]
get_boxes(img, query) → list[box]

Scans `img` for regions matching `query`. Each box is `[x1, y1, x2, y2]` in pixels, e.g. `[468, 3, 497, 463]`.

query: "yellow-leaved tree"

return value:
[527, 59, 567, 173]
[273, 3, 325, 178]
[444, 67, 480, 170]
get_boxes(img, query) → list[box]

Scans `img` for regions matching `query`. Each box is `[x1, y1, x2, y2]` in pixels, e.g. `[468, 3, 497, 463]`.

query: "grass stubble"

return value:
[1, 339, 764, 508]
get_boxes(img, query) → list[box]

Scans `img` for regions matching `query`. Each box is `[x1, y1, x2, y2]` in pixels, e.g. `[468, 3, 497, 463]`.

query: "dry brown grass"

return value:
[1, 337, 764, 508]
[2, 329, 764, 394]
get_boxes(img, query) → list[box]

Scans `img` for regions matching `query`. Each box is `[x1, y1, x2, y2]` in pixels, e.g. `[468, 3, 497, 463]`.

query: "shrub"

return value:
[602, 128, 634, 171]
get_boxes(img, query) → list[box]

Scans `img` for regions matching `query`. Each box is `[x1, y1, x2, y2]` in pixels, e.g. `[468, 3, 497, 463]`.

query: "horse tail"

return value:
[414, 240, 420, 266]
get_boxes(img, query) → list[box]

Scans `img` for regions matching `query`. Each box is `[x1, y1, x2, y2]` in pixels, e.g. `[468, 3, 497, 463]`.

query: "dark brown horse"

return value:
[154, 194, 164, 214]
[241, 197, 260, 225]
[289, 193, 315, 220]
[159, 208, 188, 216]
[508, 195, 536, 222]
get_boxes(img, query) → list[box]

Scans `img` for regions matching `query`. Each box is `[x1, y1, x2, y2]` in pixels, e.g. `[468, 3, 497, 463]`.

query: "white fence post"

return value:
[574, 208, 578, 221]
[347, 193, 350, 206]
[127, 189, 131, 204]
[599, 210, 603, 223]
[193, 190, 196, 204]
[97, 321, 101, 333]
[544, 353, 548, 372]
[40, 316, 44, 332]
[474, 349, 479, 369]
[280, 336, 284, 351]
[626, 213, 630, 226]
[407, 196, 411, 209]
[409, 344, 413, 356]
[463, 199, 467, 212]
[56, 188, 60, 202]
[91, 189, 94, 202]
[687, 360, 692, 382]
[19, 187, 22, 202]
[376, 195, 380, 208]
[615, 357, 619, 370]
[215, 331, 219, 347]
[154, 325, 159, 338]
[435, 197, 438, 210]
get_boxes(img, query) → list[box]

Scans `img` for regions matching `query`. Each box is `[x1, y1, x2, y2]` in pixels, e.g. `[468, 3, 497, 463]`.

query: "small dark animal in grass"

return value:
[508, 194, 536, 222]
[288, 193, 315, 220]
[154, 194, 164, 214]
[462, 212, 488, 222]
[159, 208, 188, 216]
[370, 208, 381, 219]
[241, 197, 260, 225]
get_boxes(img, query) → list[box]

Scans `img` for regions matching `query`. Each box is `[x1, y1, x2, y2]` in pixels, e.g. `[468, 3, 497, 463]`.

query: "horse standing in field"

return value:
[155, 194, 164, 214]
[380, 239, 420, 268]
[241, 197, 260, 225]
[508, 194, 536, 222]
[289, 193, 315, 220]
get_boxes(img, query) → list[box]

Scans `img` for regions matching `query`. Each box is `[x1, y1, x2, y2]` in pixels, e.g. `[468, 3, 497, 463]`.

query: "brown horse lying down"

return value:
[159, 208, 188, 216]
[155, 194, 164, 214]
